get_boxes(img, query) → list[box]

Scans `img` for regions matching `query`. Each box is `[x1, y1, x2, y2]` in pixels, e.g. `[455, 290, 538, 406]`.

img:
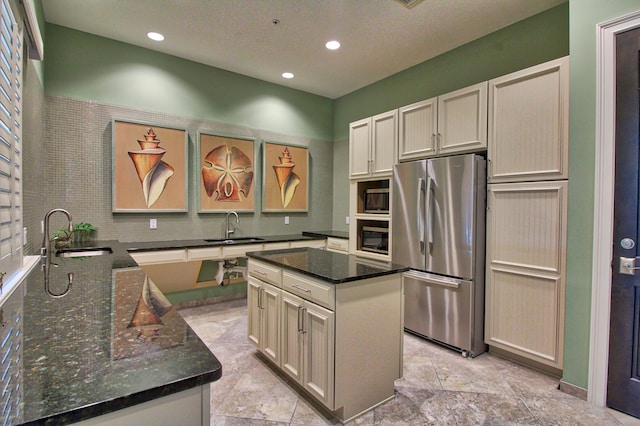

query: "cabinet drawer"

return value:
[249, 260, 282, 287]
[283, 271, 334, 310]
[290, 239, 325, 249]
[222, 243, 263, 258]
[187, 246, 223, 261]
[129, 249, 186, 265]
[326, 237, 348, 253]
[263, 242, 290, 251]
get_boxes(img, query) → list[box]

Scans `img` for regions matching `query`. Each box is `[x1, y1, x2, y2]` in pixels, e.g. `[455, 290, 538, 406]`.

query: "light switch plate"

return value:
[150, 218, 157, 229]
[284, 216, 289, 225]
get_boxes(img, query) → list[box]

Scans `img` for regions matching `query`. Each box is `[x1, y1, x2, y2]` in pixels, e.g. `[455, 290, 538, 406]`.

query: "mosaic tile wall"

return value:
[26, 96, 334, 252]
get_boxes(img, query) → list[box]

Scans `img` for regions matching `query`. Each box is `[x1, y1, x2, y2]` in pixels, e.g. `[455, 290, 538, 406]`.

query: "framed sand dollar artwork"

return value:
[262, 141, 308, 212]
[198, 132, 256, 213]
[112, 119, 188, 212]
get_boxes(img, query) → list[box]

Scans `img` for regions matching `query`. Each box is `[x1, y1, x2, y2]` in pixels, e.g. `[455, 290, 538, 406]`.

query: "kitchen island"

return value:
[245, 247, 408, 423]
[1, 242, 221, 425]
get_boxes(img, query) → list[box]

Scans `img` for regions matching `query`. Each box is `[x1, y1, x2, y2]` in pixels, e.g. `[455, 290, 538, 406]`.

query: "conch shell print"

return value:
[128, 128, 175, 207]
[272, 147, 300, 208]
[201, 145, 254, 201]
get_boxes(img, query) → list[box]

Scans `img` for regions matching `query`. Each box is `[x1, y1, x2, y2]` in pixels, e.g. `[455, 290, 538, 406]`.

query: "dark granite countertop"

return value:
[12, 243, 222, 425]
[302, 230, 349, 239]
[125, 233, 323, 252]
[246, 247, 408, 284]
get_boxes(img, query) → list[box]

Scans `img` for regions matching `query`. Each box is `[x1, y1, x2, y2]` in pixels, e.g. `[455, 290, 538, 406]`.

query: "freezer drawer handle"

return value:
[404, 270, 461, 289]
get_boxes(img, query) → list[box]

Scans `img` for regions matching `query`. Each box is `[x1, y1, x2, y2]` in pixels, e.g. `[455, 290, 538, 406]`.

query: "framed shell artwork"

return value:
[262, 141, 308, 212]
[198, 132, 256, 212]
[112, 119, 188, 212]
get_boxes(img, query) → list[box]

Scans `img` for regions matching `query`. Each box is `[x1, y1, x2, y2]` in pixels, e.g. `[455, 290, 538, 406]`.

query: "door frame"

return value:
[591, 10, 640, 406]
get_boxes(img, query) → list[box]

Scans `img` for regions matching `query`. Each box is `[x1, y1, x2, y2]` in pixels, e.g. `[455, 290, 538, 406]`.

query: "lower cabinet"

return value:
[281, 291, 334, 407]
[247, 259, 403, 423]
[247, 276, 281, 365]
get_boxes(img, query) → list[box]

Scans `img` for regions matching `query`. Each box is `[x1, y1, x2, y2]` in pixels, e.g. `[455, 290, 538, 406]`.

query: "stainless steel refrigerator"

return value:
[392, 153, 486, 357]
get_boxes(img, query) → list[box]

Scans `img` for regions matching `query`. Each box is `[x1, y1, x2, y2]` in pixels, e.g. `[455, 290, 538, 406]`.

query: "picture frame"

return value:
[197, 132, 256, 213]
[112, 119, 188, 212]
[262, 141, 308, 212]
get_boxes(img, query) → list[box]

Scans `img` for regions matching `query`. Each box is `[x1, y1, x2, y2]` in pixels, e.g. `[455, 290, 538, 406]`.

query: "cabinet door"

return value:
[438, 81, 488, 155]
[398, 98, 437, 161]
[370, 110, 397, 176]
[247, 277, 262, 348]
[303, 302, 335, 407]
[261, 283, 281, 365]
[349, 118, 371, 179]
[281, 292, 304, 383]
[488, 56, 569, 183]
[484, 181, 567, 369]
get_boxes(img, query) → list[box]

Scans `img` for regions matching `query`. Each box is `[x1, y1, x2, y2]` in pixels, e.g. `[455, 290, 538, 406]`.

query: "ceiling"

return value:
[41, 0, 566, 99]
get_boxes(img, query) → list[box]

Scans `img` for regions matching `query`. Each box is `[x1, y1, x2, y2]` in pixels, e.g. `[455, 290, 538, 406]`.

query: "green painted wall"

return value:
[332, 4, 570, 142]
[44, 24, 333, 142]
[563, 0, 640, 390]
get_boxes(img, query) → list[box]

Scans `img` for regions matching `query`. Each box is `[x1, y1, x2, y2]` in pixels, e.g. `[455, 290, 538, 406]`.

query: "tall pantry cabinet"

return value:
[484, 56, 569, 370]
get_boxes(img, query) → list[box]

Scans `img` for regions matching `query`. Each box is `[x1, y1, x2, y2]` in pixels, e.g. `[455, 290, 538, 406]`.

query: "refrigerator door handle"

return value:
[417, 177, 425, 254]
[404, 269, 462, 289]
[425, 176, 434, 254]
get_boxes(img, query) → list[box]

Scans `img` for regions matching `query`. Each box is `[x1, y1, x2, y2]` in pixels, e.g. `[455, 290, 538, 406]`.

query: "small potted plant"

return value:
[72, 222, 97, 244]
[53, 222, 97, 247]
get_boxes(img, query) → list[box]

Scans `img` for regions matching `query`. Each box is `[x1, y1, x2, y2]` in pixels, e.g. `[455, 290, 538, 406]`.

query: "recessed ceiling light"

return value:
[147, 32, 165, 41]
[325, 40, 341, 50]
[282, 72, 294, 79]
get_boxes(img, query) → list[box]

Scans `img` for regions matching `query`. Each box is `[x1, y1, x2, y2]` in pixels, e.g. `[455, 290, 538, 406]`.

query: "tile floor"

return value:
[179, 299, 640, 425]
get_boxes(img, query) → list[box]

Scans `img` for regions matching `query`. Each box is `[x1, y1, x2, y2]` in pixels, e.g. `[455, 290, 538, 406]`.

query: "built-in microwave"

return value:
[360, 226, 389, 254]
[364, 188, 389, 213]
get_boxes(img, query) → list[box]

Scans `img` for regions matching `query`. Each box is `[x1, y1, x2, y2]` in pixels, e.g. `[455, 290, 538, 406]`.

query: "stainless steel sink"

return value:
[55, 247, 113, 258]
[204, 237, 264, 244]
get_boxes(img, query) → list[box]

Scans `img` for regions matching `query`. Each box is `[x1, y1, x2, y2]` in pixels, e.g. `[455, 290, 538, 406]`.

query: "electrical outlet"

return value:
[284, 216, 289, 225]
[150, 218, 157, 229]
[346, 216, 350, 224]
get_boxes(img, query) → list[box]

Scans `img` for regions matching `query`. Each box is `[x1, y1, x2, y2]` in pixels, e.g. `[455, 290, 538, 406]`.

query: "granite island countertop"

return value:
[245, 247, 408, 284]
[8, 242, 222, 425]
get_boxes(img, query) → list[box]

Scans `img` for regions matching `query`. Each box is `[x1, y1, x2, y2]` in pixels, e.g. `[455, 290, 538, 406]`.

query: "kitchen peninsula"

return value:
[1, 243, 221, 426]
[246, 247, 408, 423]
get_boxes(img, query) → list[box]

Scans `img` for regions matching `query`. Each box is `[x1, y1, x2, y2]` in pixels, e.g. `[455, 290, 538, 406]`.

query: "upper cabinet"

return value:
[487, 56, 569, 183]
[398, 81, 488, 161]
[349, 110, 397, 179]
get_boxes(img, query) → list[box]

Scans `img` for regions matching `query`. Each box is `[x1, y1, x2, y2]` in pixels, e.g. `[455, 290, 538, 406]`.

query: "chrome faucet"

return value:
[41, 208, 73, 259]
[225, 211, 239, 240]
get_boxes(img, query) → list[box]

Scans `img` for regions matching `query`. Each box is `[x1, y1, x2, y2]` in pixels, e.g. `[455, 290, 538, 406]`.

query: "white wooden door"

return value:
[303, 301, 334, 407]
[247, 277, 262, 348]
[370, 110, 397, 176]
[261, 283, 281, 365]
[398, 98, 437, 161]
[280, 292, 304, 383]
[349, 118, 371, 179]
[488, 56, 569, 183]
[438, 81, 488, 155]
[484, 181, 568, 369]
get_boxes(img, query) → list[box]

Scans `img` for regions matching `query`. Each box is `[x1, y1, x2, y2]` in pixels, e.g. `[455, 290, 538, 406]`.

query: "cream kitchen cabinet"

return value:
[349, 109, 397, 179]
[487, 56, 569, 183]
[247, 275, 281, 365]
[246, 252, 404, 423]
[484, 180, 568, 370]
[281, 289, 335, 407]
[398, 81, 488, 161]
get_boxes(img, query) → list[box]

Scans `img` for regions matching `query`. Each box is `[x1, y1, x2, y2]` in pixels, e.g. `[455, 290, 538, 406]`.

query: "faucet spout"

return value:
[41, 208, 73, 259]
[225, 211, 239, 240]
